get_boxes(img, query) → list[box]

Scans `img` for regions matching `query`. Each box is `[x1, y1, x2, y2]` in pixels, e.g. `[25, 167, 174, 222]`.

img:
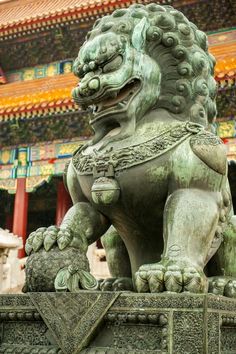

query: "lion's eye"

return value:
[102, 55, 123, 73]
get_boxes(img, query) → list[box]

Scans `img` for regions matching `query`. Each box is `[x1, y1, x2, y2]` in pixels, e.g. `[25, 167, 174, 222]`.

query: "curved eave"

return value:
[214, 57, 236, 82]
[0, 73, 78, 120]
[0, 0, 156, 38]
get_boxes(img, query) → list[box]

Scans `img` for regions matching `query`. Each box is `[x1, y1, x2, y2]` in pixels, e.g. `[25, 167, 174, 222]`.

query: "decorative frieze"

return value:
[0, 293, 236, 353]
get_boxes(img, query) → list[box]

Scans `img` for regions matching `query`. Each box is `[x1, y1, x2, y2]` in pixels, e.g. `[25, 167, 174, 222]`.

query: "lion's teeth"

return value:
[97, 104, 103, 112]
[117, 102, 125, 109]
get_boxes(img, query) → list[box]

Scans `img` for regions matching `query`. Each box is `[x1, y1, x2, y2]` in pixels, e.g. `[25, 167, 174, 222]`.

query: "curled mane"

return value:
[86, 3, 217, 128]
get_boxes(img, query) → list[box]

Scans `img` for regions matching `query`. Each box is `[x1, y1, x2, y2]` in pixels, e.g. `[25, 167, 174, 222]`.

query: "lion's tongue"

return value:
[99, 85, 133, 110]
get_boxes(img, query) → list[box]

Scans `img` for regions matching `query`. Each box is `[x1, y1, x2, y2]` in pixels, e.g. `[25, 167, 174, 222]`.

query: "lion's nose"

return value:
[78, 78, 100, 97]
[88, 78, 100, 90]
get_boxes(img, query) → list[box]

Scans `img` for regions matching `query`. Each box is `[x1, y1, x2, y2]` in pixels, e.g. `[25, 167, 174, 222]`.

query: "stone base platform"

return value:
[0, 292, 236, 353]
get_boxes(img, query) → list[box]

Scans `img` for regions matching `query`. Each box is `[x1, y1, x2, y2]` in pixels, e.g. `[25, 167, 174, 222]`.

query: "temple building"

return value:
[0, 0, 236, 263]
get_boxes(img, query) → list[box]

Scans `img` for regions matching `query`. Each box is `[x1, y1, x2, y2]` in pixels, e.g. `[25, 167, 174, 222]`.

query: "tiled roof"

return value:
[215, 57, 236, 81]
[0, 73, 78, 120]
[0, 0, 113, 26]
[0, 0, 233, 38]
[0, 72, 77, 99]
[209, 32, 236, 81]
[0, 0, 151, 36]
[209, 30, 236, 62]
[0, 0, 184, 37]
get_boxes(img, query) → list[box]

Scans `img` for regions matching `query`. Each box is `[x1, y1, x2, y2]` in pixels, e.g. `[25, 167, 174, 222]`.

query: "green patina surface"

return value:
[23, 3, 236, 299]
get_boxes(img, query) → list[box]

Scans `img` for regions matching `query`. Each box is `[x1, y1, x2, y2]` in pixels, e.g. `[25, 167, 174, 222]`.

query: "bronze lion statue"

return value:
[25, 3, 236, 297]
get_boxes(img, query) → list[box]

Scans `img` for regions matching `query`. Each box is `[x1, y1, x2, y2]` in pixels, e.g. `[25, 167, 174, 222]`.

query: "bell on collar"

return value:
[91, 177, 120, 205]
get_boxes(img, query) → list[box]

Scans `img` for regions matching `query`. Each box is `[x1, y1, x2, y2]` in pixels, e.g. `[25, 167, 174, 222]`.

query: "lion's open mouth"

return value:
[90, 78, 141, 123]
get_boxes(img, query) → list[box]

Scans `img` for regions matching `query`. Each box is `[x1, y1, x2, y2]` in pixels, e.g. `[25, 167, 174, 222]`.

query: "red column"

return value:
[55, 180, 72, 226]
[12, 178, 29, 258]
[5, 214, 13, 232]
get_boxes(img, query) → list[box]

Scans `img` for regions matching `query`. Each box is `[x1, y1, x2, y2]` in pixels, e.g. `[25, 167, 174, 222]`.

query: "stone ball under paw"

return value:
[24, 246, 89, 292]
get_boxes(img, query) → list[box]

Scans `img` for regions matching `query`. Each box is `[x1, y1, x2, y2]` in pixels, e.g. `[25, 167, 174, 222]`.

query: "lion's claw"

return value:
[208, 276, 236, 298]
[225, 280, 236, 298]
[44, 227, 58, 251]
[99, 277, 133, 291]
[164, 265, 183, 292]
[57, 229, 73, 250]
[32, 227, 46, 252]
[26, 226, 73, 254]
[183, 267, 203, 292]
[148, 269, 164, 293]
[25, 231, 35, 255]
[135, 261, 207, 293]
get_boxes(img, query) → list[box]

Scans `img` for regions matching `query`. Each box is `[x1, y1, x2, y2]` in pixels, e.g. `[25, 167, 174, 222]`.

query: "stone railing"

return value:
[0, 228, 23, 293]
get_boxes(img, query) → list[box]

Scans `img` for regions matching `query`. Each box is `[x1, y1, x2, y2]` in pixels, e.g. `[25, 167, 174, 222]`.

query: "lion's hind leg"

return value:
[208, 216, 236, 298]
[135, 188, 221, 293]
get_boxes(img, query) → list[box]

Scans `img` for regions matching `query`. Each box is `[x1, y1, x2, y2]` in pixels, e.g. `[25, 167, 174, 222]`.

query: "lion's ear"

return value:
[131, 17, 149, 52]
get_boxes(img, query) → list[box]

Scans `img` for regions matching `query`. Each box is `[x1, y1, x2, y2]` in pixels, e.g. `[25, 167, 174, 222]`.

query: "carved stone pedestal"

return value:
[0, 292, 236, 354]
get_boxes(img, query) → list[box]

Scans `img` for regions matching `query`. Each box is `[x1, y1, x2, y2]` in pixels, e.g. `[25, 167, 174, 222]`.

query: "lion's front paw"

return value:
[135, 261, 207, 293]
[25, 225, 84, 255]
[208, 276, 236, 298]
[99, 277, 133, 292]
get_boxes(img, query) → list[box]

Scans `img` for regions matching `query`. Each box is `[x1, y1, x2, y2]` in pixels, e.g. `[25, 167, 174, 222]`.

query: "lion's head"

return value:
[72, 4, 217, 142]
